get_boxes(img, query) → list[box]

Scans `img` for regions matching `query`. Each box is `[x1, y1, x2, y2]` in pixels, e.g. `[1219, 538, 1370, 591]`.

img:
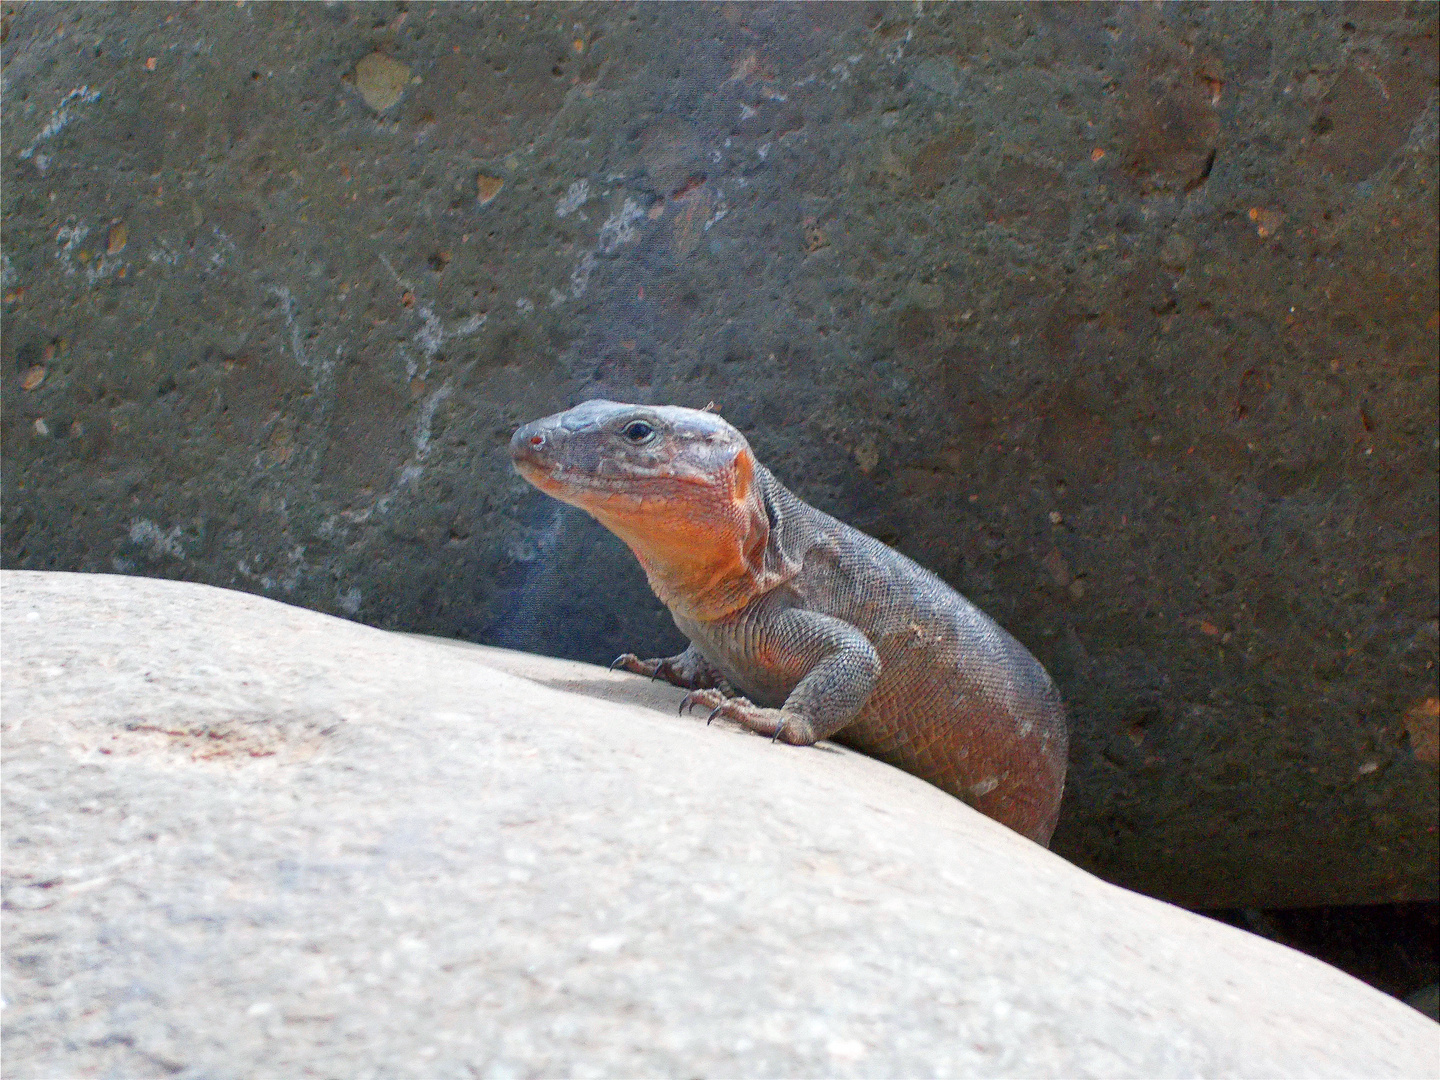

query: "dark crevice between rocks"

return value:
[1207, 901, 1439, 1020]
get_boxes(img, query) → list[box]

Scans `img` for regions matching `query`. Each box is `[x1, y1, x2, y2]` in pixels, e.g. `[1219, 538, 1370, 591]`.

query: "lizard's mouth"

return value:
[512, 456, 594, 497]
[509, 431, 644, 504]
[513, 458, 661, 508]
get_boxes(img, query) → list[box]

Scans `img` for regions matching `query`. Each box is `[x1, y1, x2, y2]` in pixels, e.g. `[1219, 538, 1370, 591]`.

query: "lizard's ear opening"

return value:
[731, 446, 755, 503]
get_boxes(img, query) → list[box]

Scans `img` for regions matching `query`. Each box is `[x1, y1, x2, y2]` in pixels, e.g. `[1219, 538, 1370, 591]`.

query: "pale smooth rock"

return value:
[2, 570, 1436, 1079]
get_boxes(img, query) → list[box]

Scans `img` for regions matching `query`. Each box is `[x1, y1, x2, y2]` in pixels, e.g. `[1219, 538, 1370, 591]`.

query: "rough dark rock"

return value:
[2, 3, 1436, 908]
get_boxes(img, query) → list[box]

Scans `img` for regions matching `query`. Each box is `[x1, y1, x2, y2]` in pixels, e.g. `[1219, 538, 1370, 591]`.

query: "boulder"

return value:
[2, 3, 1435, 909]
[3, 570, 1436, 1078]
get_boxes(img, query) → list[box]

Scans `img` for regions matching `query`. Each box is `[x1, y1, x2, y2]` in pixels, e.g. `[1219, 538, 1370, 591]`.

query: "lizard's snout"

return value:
[510, 419, 576, 491]
[509, 422, 552, 465]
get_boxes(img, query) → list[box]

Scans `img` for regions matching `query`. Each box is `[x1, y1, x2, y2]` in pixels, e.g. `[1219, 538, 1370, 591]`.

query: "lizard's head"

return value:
[510, 400, 771, 616]
[510, 399, 756, 510]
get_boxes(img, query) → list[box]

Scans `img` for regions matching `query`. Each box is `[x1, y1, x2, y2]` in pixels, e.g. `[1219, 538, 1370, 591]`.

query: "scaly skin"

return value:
[510, 400, 1068, 845]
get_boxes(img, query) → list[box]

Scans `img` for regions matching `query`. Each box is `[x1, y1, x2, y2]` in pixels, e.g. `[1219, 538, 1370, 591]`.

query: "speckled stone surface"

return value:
[1, 3, 1436, 907]
[3, 570, 1438, 1079]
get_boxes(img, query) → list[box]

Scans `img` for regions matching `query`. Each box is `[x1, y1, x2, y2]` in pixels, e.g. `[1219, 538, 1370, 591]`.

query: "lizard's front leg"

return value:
[610, 642, 730, 691]
[681, 610, 880, 746]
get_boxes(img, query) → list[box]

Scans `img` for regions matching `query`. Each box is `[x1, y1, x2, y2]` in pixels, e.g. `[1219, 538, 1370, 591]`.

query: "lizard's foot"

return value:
[609, 653, 668, 680]
[679, 689, 817, 746]
[609, 646, 728, 691]
[610, 653, 705, 688]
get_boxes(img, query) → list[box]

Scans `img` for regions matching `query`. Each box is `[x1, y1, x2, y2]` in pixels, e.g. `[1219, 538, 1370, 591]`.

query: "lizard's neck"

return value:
[583, 452, 798, 622]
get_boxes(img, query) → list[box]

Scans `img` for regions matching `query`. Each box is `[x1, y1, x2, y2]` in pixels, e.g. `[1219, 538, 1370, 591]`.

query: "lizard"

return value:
[509, 399, 1068, 845]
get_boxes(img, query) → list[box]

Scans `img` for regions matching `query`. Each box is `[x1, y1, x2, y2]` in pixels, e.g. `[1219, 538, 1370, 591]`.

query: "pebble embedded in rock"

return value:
[20, 366, 45, 391]
[1403, 697, 1439, 764]
[353, 53, 410, 113]
[1249, 206, 1285, 238]
[476, 174, 504, 204]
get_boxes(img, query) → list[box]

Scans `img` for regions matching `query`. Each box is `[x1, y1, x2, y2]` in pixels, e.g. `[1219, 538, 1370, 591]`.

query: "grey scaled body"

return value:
[511, 400, 1068, 844]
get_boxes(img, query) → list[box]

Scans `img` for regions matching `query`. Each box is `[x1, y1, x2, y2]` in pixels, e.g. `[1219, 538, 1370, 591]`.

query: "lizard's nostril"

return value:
[529, 434, 545, 448]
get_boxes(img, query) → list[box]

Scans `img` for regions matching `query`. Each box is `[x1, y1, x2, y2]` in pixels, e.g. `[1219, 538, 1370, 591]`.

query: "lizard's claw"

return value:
[706, 704, 725, 726]
[610, 652, 659, 677]
[680, 688, 726, 718]
[615, 652, 706, 685]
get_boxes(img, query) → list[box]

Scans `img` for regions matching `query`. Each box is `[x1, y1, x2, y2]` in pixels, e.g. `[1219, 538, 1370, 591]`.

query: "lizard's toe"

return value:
[682, 694, 816, 746]
[679, 688, 727, 716]
[612, 653, 674, 681]
[770, 714, 818, 745]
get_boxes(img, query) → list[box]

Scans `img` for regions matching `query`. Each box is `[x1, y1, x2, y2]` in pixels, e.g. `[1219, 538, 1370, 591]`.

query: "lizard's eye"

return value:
[621, 420, 656, 444]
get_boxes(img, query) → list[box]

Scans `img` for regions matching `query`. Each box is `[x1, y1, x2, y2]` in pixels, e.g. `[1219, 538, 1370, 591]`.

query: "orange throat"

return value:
[556, 450, 771, 620]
